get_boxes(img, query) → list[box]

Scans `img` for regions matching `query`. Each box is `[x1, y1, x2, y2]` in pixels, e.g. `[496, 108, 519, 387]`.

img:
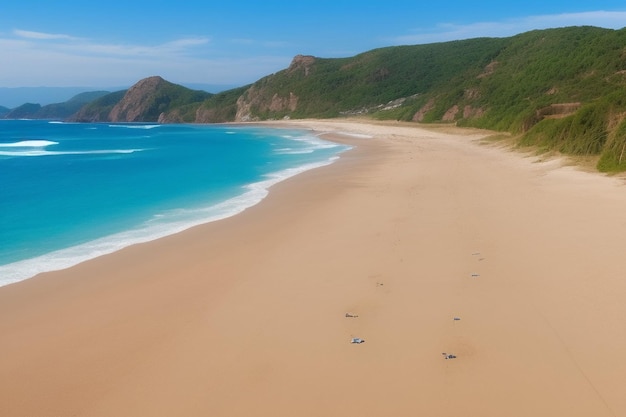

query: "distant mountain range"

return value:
[3, 91, 111, 120]
[3, 26, 626, 172]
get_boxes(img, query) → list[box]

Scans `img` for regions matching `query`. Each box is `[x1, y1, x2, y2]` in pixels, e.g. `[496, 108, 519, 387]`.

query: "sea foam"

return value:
[0, 151, 345, 287]
[0, 140, 59, 147]
[0, 148, 143, 157]
[108, 124, 161, 129]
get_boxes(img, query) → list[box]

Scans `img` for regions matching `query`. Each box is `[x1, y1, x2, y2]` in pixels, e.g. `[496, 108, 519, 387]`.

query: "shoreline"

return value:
[0, 125, 351, 286]
[1, 119, 626, 416]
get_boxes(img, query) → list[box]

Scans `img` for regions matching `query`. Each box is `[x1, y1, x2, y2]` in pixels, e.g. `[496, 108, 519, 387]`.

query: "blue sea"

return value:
[0, 120, 349, 286]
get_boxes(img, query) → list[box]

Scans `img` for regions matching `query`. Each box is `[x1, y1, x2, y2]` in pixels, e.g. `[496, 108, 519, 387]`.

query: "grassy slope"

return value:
[70, 26, 626, 172]
[210, 26, 626, 172]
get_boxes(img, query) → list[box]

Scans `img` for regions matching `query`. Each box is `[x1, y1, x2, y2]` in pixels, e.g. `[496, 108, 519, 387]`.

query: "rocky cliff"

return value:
[233, 55, 314, 121]
[71, 76, 211, 123]
[108, 76, 165, 122]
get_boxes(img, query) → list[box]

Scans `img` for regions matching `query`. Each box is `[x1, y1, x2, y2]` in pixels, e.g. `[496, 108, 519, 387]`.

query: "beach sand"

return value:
[1, 119, 625, 416]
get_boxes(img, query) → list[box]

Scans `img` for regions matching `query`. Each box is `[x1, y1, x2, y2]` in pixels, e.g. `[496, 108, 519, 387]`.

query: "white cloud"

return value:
[393, 10, 626, 45]
[0, 29, 289, 87]
[13, 29, 79, 41]
[11, 29, 211, 58]
[162, 37, 210, 49]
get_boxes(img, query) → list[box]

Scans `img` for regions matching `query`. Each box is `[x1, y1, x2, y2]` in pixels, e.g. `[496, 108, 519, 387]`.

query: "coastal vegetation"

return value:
[4, 26, 626, 172]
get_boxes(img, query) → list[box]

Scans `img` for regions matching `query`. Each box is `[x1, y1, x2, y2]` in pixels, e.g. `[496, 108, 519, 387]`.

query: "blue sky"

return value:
[1, 1, 626, 88]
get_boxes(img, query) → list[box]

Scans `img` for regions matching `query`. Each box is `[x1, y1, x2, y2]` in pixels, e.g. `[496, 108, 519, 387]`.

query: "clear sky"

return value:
[1, 1, 626, 88]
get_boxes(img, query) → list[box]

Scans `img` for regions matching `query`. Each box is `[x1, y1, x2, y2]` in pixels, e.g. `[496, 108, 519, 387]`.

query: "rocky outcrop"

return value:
[235, 87, 258, 122]
[477, 60, 499, 78]
[412, 99, 435, 122]
[232, 55, 315, 121]
[269, 92, 298, 112]
[235, 89, 300, 122]
[287, 55, 315, 76]
[70, 77, 210, 123]
[442, 105, 459, 121]
[109, 76, 168, 122]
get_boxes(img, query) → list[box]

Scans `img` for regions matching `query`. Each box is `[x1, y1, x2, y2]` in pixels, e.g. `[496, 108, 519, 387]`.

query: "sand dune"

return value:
[1, 119, 625, 416]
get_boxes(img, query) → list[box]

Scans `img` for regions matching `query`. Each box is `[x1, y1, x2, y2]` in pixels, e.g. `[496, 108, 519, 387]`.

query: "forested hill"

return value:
[204, 25, 626, 172]
[210, 27, 626, 171]
[9, 25, 626, 172]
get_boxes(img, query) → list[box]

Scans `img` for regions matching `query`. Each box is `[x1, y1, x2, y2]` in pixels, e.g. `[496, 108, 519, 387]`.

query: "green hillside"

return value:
[63, 26, 626, 172]
[197, 26, 626, 172]
[5, 103, 42, 119]
[72, 77, 212, 122]
[35, 91, 111, 119]
[70, 90, 127, 122]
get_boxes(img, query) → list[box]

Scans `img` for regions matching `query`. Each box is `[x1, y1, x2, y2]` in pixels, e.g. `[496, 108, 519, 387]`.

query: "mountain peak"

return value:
[109, 76, 175, 122]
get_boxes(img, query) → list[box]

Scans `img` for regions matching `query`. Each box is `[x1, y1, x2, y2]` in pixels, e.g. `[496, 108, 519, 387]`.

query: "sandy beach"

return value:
[1, 119, 625, 417]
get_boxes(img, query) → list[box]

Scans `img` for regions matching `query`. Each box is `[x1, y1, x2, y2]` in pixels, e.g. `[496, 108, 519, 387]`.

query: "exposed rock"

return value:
[442, 105, 459, 121]
[287, 54, 315, 76]
[477, 60, 499, 78]
[269, 92, 298, 112]
[463, 105, 485, 119]
[158, 109, 184, 124]
[235, 83, 299, 122]
[235, 87, 257, 122]
[413, 99, 435, 122]
[109, 76, 167, 122]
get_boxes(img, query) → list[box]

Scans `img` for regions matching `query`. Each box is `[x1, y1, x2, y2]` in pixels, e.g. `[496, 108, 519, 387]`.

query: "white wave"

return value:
[274, 148, 314, 155]
[334, 131, 373, 139]
[0, 152, 347, 287]
[0, 149, 143, 157]
[0, 140, 59, 147]
[279, 133, 343, 155]
[108, 124, 161, 129]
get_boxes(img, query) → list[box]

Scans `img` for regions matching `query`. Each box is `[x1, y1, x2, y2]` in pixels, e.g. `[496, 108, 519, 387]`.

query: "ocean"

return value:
[0, 120, 350, 286]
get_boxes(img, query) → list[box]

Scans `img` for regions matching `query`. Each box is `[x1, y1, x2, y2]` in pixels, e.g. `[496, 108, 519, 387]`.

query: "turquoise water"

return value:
[0, 120, 349, 285]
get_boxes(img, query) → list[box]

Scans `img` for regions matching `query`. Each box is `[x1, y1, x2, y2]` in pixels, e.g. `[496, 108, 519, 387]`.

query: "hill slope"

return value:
[195, 26, 626, 171]
[2, 91, 111, 120]
[65, 26, 626, 172]
[71, 76, 212, 123]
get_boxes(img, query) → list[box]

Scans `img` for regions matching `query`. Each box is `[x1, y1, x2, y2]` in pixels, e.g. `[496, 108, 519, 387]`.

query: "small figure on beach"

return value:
[453, 317, 461, 321]
[345, 312, 359, 318]
[442, 352, 457, 359]
[351, 337, 365, 344]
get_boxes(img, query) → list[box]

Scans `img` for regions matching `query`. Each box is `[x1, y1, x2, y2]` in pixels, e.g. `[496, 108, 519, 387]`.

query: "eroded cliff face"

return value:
[109, 76, 167, 122]
[287, 54, 315, 76]
[234, 88, 300, 122]
[234, 55, 314, 121]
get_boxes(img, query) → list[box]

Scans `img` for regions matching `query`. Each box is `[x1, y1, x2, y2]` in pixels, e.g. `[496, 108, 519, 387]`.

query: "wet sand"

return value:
[1, 119, 625, 416]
